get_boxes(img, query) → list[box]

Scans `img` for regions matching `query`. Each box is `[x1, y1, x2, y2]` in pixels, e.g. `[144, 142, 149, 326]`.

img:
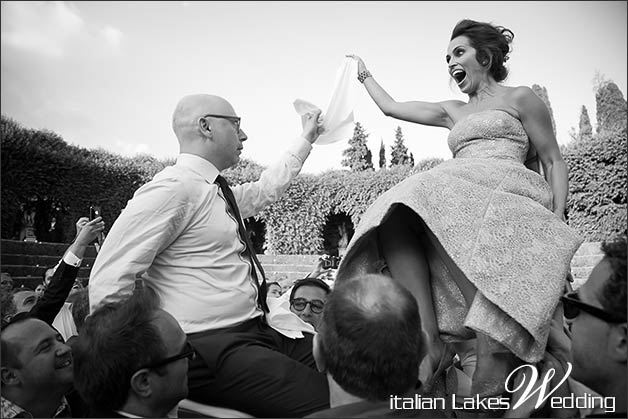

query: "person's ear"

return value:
[608, 323, 627, 363]
[198, 117, 213, 140]
[1, 366, 19, 386]
[129, 369, 152, 398]
[312, 334, 326, 373]
[478, 50, 491, 67]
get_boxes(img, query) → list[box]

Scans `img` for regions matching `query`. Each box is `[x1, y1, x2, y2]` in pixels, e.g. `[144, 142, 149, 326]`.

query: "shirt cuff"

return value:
[288, 136, 313, 163]
[63, 251, 82, 267]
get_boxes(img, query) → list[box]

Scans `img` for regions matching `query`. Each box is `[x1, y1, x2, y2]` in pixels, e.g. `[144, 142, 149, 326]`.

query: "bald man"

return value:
[89, 94, 328, 417]
[309, 274, 446, 418]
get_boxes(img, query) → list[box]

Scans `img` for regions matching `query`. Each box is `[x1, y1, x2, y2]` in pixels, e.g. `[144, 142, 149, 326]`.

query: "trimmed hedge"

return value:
[1, 116, 170, 242]
[563, 130, 627, 241]
[3, 98, 625, 252]
[1, 114, 427, 253]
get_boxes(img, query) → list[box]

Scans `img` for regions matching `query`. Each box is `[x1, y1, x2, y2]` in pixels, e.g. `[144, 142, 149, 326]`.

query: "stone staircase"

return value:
[1, 240, 98, 290]
[0, 239, 321, 290]
[570, 241, 604, 289]
[0, 239, 603, 291]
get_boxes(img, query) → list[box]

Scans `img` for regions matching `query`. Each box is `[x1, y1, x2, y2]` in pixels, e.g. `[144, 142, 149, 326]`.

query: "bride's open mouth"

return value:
[452, 69, 467, 85]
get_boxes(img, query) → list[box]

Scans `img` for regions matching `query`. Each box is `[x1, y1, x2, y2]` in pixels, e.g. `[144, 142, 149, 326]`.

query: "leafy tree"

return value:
[578, 105, 593, 142]
[342, 122, 373, 171]
[378, 139, 386, 169]
[563, 80, 627, 241]
[595, 81, 627, 135]
[415, 157, 443, 172]
[223, 158, 264, 184]
[390, 126, 411, 167]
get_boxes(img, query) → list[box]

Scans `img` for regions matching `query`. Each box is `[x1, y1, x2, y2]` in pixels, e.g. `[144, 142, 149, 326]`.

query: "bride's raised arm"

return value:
[347, 54, 457, 129]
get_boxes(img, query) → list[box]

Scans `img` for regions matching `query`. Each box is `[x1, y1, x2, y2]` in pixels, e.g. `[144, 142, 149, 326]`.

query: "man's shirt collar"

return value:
[176, 153, 219, 184]
[1, 396, 71, 418]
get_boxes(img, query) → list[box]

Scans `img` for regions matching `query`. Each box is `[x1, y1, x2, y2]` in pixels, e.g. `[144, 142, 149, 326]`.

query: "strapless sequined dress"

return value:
[337, 109, 583, 362]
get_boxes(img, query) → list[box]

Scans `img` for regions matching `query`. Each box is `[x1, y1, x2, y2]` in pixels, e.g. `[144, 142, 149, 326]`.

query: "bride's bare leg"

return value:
[424, 230, 522, 398]
[379, 206, 445, 382]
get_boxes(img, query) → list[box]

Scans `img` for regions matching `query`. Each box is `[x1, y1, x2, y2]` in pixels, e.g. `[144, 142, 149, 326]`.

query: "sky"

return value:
[1, 1, 626, 174]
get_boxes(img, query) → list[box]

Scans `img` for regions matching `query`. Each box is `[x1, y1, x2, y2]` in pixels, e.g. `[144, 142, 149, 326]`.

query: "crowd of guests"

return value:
[1, 226, 625, 418]
[1, 17, 626, 416]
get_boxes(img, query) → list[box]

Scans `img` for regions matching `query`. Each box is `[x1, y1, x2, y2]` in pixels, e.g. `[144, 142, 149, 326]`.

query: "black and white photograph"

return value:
[1, 1, 626, 418]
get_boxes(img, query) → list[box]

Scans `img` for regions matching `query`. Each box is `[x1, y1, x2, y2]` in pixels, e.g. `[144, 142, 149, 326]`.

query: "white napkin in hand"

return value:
[294, 57, 358, 145]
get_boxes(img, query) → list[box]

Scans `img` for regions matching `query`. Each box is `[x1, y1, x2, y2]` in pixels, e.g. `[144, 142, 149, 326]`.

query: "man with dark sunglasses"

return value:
[562, 236, 626, 418]
[73, 287, 190, 418]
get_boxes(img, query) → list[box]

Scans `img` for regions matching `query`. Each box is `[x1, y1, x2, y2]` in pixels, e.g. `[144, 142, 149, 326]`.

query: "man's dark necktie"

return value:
[215, 175, 269, 312]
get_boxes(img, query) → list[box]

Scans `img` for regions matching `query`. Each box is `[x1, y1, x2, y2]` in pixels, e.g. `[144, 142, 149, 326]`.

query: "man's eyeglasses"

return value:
[141, 341, 196, 370]
[201, 114, 241, 134]
[290, 298, 325, 314]
[561, 291, 626, 324]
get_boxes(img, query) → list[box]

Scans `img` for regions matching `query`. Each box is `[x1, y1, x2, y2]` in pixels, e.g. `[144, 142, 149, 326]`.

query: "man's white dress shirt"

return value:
[89, 137, 312, 333]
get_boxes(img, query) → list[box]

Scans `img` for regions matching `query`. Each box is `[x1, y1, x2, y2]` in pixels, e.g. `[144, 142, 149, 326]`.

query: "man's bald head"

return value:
[316, 274, 422, 401]
[172, 94, 236, 143]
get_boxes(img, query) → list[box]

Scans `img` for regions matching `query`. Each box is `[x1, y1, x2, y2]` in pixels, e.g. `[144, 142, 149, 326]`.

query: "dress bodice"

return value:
[447, 109, 529, 163]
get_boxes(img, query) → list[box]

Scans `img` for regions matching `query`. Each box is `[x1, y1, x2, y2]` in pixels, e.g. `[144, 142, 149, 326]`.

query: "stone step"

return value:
[570, 266, 594, 279]
[265, 271, 314, 286]
[9, 276, 91, 290]
[573, 241, 602, 256]
[262, 264, 314, 273]
[1, 254, 97, 267]
[570, 254, 605, 268]
[1, 264, 93, 278]
[1, 239, 99, 258]
[258, 254, 322, 265]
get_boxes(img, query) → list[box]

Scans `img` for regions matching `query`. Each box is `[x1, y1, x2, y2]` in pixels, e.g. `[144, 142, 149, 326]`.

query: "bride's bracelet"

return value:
[358, 70, 372, 83]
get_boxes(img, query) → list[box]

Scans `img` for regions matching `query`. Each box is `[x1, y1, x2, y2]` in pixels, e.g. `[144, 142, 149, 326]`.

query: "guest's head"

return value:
[562, 236, 626, 401]
[266, 282, 283, 299]
[66, 279, 85, 304]
[12, 288, 38, 314]
[447, 19, 514, 92]
[71, 288, 90, 335]
[34, 282, 46, 298]
[313, 274, 422, 402]
[1, 288, 16, 329]
[73, 287, 191, 417]
[1, 272, 14, 291]
[289, 278, 331, 331]
[172, 94, 247, 171]
[1, 317, 74, 409]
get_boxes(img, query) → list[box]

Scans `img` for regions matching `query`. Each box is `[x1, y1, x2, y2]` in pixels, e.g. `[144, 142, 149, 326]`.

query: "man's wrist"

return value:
[301, 130, 318, 144]
[63, 250, 83, 267]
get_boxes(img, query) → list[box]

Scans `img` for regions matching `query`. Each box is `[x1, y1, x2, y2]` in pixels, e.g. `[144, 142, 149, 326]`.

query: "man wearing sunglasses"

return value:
[73, 287, 191, 418]
[89, 93, 328, 416]
[289, 278, 331, 331]
[561, 236, 626, 417]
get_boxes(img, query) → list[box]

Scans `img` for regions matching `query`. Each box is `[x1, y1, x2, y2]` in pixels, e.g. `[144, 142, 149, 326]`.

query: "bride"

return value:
[341, 19, 582, 398]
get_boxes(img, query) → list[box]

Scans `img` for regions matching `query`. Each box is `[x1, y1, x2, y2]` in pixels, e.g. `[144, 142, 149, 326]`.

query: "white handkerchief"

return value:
[266, 290, 316, 339]
[294, 58, 358, 145]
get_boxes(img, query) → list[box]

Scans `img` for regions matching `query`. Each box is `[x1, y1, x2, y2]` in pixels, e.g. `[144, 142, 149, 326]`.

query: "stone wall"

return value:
[1, 240, 604, 291]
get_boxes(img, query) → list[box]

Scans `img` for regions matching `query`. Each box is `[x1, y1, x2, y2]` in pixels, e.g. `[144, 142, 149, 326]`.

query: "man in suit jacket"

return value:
[0, 217, 104, 418]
